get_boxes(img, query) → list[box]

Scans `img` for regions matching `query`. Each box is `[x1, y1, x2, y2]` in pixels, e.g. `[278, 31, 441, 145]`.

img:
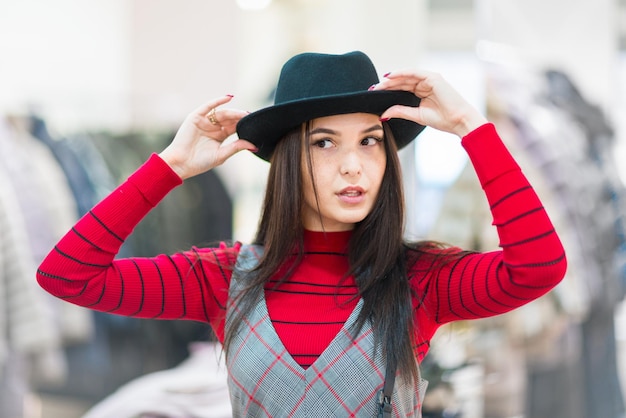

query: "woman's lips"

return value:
[337, 186, 365, 204]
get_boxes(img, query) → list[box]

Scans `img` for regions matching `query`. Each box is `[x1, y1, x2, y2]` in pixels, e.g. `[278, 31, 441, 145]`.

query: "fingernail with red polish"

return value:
[383, 72, 391, 78]
[380, 117, 390, 122]
[368, 84, 376, 91]
[227, 94, 234, 98]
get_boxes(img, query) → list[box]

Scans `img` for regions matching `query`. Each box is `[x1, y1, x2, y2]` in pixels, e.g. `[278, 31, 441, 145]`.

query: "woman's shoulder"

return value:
[404, 241, 472, 276]
[189, 241, 245, 268]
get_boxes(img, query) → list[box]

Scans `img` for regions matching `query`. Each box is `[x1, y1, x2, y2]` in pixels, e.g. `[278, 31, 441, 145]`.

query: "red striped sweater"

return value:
[37, 123, 566, 367]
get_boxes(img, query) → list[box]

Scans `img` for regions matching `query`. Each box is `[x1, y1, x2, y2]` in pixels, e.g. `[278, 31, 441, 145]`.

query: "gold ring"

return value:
[207, 108, 218, 125]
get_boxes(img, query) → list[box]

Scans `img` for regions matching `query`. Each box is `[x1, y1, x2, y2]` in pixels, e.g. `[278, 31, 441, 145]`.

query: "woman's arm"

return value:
[37, 96, 255, 339]
[416, 123, 567, 324]
[374, 71, 566, 324]
[36, 153, 239, 332]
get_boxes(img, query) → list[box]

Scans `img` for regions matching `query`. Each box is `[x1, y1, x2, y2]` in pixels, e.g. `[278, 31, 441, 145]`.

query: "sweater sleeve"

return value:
[36, 154, 237, 339]
[413, 123, 567, 328]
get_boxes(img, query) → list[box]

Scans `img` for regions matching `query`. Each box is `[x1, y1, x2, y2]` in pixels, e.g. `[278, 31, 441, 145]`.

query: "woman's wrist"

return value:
[157, 149, 189, 180]
[454, 111, 489, 138]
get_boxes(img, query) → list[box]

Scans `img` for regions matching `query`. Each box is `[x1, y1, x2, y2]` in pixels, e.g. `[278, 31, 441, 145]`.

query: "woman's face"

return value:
[301, 112, 387, 231]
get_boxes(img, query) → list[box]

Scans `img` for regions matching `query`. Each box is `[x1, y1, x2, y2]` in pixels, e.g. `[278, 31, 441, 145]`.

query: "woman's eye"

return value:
[361, 136, 382, 146]
[313, 139, 333, 149]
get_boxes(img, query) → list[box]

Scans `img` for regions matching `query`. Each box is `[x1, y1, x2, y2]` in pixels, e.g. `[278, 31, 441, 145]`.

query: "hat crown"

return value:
[274, 51, 380, 105]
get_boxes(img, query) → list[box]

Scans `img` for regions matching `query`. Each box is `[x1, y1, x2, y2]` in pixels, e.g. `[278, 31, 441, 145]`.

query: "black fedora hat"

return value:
[236, 51, 426, 161]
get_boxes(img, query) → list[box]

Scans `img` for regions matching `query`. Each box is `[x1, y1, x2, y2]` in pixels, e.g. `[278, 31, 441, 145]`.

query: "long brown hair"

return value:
[224, 121, 428, 381]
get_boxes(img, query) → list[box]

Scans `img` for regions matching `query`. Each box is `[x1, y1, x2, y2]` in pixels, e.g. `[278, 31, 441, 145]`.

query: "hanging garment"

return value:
[82, 342, 232, 418]
[0, 120, 66, 418]
[29, 115, 98, 217]
[543, 69, 626, 418]
[482, 64, 625, 418]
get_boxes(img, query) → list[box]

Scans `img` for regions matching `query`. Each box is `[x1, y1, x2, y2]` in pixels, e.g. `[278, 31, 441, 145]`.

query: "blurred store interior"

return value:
[1, 0, 626, 417]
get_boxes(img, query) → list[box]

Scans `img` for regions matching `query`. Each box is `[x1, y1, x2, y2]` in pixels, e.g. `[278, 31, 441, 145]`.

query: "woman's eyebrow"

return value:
[362, 125, 384, 134]
[309, 127, 337, 136]
[309, 124, 383, 136]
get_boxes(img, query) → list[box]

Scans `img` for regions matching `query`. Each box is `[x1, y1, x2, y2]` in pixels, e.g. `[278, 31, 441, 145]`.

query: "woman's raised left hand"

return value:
[373, 70, 488, 138]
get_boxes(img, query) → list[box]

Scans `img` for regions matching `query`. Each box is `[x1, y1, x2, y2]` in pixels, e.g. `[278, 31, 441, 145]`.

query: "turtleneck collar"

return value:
[302, 229, 352, 253]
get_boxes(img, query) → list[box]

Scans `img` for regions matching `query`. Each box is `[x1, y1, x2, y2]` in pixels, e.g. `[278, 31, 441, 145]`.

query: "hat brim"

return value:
[236, 90, 426, 161]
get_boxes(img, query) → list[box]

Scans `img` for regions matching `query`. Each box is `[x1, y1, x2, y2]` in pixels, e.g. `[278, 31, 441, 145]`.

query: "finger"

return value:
[371, 78, 413, 91]
[215, 139, 258, 164]
[377, 77, 425, 90]
[197, 108, 247, 133]
[215, 116, 246, 137]
[384, 69, 439, 80]
[380, 104, 426, 126]
[214, 109, 248, 125]
[193, 94, 235, 118]
[374, 70, 441, 95]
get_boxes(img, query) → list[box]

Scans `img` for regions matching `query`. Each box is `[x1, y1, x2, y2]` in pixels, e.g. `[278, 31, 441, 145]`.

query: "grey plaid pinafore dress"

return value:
[225, 245, 427, 417]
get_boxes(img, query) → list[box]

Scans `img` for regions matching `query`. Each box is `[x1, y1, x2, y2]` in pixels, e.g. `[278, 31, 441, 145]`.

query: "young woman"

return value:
[37, 51, 567, 417]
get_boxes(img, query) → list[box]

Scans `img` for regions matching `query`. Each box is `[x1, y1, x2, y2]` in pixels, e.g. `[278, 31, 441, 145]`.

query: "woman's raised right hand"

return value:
[158, 95, 257, 180]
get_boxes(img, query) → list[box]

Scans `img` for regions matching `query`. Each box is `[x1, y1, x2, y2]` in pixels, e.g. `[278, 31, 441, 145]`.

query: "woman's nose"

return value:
[340, 150, 362, 176]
